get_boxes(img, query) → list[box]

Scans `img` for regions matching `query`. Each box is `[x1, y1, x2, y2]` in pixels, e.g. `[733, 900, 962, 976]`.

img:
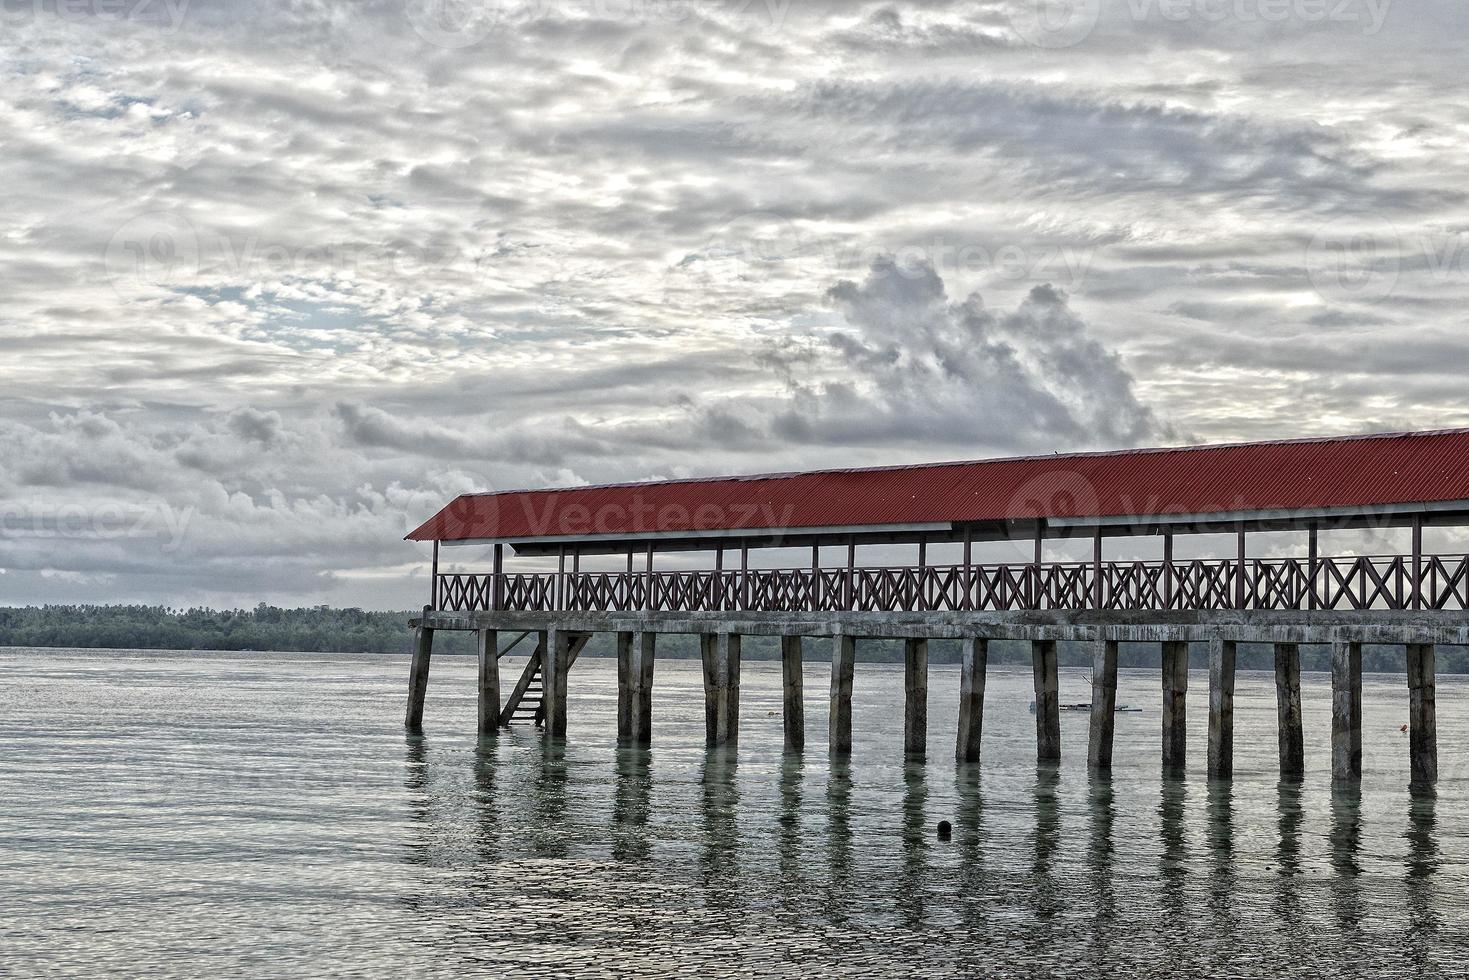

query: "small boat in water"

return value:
[1029, 701, 1143, 714]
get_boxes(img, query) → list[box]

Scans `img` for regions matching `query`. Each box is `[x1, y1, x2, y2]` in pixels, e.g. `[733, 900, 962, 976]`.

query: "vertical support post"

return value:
[956, 636, 987, 763]
[1235, 526, 1247, 609]
[1411, 516, 1423, 610]
[701, 632, 741, 746]
[1406, 642, 1437, 786]
[1032, 638, 1060, 762]
[1275, 642, 1305, 779]
[1308, 524, 1320, 610]
[1331, 638, 1363, 782]
[714, 547, 725, 610]
[903, 637, 928, 757]
[845, 538, 856, 610]
[616, 631, 634, 741]
[556, 546, 566, 610]
[917, 536, 928, 611]
[1092, 528, 1103, 608]
[1207, 636, 1237, 779]
[629, 631, 656, 745]
[1162, 531, 1174, 609]
[544, 628, 571, 738]
[405, 614, 433, 730]
[1087, 638, 1119, 769]
[570, 547, 581, 611]
[1161, 639, 1189, 774]
[644, 543, 655, 611]
[740, 543, 750, 610]
[477, 628, 500, 734]
[1031, 523, 1044, 609]
[491, 543, 504, 611]
[961, 526, 973, 611]
[430, 540, 440, 609]
[811, 543, 821, 611]
[829, 633, 856, 757]
[781, 635, 804, 752]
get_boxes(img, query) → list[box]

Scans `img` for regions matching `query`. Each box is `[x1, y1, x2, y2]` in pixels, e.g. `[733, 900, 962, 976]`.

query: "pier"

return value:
[403, 430, 1469, 786]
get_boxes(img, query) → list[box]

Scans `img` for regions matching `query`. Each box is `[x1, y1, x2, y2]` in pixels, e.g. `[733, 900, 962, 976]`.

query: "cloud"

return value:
[743, 257, 1171, 451]
[226, 406, 283, 446]
[3, 1, 1469, 606]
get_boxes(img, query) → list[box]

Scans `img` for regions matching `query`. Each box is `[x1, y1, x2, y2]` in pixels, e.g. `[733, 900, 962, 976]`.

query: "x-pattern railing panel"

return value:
[435, 554, 1469, 613]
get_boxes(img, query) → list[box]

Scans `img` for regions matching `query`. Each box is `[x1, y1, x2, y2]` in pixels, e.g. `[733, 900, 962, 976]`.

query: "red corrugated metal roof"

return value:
[406, 429, 1469, 542]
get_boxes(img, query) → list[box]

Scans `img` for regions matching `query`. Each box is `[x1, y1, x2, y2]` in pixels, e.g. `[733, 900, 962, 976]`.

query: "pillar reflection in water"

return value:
[612, 745, 652, 863]
[954, 760, 986, 945]
[825, 758, 853, 926]
[471, 734, 501, 866]
[699, 746, 740, 901]
[531, 738, 570, 860]
[776, 755, 804, 911]
[1086, 773, 1116, 974]
[1273, 779, 1304, 931]
[1404, 790, 1439, 970]
[1031, 764, 1061, 920]
[1158, 776, 1188, 919]
[1329, 783, 1362, 939]
[402, 733, 431, 870]
[896, 761, 928, 929]
[1205, 779, 1237, 939]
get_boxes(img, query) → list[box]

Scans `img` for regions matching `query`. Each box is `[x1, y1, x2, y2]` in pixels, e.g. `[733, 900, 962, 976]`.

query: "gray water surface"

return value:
[3, 648, 1468, 977]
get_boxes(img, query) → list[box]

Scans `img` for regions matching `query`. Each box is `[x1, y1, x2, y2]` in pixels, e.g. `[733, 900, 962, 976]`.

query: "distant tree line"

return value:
[0, 604, 1463, 673]
[0, 604, 473, 655]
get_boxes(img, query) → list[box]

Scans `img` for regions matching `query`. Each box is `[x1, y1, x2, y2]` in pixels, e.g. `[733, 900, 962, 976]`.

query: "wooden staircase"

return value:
[497, 632, 590, 728]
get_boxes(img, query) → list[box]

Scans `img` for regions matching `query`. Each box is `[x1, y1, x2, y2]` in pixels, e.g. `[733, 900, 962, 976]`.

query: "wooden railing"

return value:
[434, 554, 1469, 614]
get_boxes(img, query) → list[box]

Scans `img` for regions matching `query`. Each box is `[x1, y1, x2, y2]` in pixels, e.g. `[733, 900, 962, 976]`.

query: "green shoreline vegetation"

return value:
[1, 604, 1466, 672]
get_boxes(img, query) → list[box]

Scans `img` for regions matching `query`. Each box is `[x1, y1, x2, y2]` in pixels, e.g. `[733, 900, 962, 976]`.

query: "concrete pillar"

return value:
[1087, 638, 1119, 770]
[781, 634, 804, 753]
[405, 622, 433, 730]
[1032, 639, 1060, 763]
[956, 636, 987, 763]
[1275, 642, 1305, 780]
[830, 633, 856, 757]
[701, 632, 741, 747]
[903, 637, 928, 758]
[476, 628, 500, 735]
[1406, 642, 1438, 786]
[1207, 636, 1236, 779]
[629, 631, 656, 745]
[544, 628, 572, 738]
[1331, 638, 1363, 782]
[615, 631, 634, 742]
[1161, 640, 1188, 774]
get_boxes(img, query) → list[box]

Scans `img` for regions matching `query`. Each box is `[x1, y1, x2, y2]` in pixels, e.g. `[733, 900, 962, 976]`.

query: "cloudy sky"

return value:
[3, 0, 1467, 608]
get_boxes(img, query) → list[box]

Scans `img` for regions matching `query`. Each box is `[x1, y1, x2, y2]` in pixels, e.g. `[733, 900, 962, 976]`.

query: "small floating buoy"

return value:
[937, 820, 952, 841]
